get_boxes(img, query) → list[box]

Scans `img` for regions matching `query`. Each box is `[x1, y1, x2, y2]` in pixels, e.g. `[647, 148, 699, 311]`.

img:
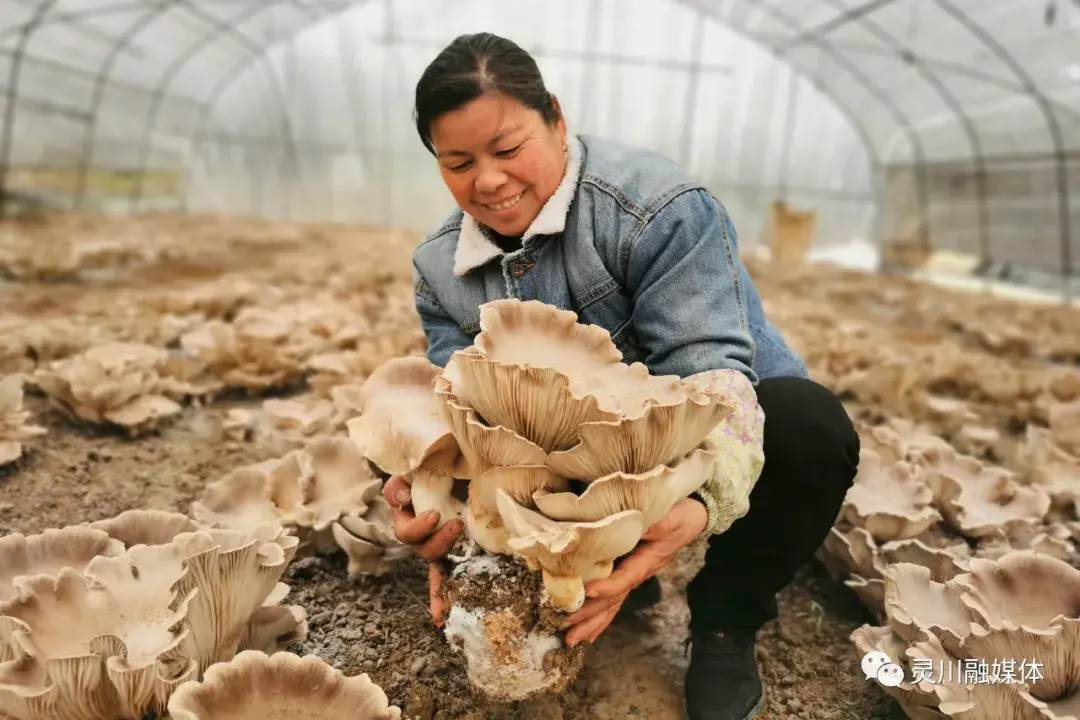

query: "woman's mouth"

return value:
[481, 192, 524, 212]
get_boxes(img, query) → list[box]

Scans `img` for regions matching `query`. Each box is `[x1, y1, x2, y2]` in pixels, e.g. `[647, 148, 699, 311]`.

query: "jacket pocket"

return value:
[574, 279, 644, 364]
[609, 318, 645, 364]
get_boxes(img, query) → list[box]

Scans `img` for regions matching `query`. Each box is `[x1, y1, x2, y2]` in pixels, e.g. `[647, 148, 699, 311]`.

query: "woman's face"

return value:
[430, 92, 567, 237]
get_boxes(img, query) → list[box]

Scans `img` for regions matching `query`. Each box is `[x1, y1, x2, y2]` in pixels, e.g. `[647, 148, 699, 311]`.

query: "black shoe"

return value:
[684, 628, 765, 720]
[621, 576, 662, 613]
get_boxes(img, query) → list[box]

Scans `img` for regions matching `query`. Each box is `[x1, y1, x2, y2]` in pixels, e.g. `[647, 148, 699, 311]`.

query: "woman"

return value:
[383, 32, 859, 720]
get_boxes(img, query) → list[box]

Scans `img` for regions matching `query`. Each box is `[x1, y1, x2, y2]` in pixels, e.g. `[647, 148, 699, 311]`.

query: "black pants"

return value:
[685, 376, 860, 633]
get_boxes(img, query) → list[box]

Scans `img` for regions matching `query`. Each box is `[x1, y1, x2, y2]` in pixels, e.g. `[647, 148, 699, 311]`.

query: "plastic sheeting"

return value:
[0, 0, 1077, 274]
[190, 0, 875, 244]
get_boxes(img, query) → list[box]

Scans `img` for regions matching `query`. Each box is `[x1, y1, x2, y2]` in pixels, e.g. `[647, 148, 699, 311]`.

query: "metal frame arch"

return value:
[677, 0, 921, 245]
[189, 0, 892, 232]
[73, 0, 178, 209]
[0, 0, 63, 210]
[126, 0, 308, 210]
[184, 0, 380, 191]
[812, 0, 991, 268]
[189, 0, 885, 182]
[931, 0, 1073, 299]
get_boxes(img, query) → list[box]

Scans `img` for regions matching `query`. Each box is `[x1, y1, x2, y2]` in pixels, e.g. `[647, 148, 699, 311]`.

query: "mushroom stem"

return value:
[464, 502, 510, 555]
[541, 570, 586, 613]
[409, 466, 463, 529]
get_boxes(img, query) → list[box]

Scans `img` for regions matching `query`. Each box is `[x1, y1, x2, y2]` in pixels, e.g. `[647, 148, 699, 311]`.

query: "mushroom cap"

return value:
[346, 355, 458, 476]
[842, 450, 941, 542]
[89, 509, 200, 549]
[166, 650, 401, 720]
[495, 489, 646, 611]
[0, 527, 125, 604]
[331, 495, 413, 577]
[533, 441, 717, 527]
[193, 437, 383, 534]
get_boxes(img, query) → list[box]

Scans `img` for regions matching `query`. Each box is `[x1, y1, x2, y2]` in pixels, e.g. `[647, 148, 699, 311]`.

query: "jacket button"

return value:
[510, 263, 530, 278]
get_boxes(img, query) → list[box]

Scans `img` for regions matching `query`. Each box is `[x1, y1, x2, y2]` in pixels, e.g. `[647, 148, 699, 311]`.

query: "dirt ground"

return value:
[1, 390, 904, 719]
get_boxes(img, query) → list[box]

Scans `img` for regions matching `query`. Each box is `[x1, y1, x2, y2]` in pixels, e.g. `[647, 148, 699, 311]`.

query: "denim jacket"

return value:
[411, 134, 808, 536]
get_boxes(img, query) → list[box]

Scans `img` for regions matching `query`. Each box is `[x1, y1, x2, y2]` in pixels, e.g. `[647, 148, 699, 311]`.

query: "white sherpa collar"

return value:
[453, 135, 583, 277]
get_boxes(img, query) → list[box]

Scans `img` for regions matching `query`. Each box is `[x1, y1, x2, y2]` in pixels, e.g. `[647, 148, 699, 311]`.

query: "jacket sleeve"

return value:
[625, 188, 758, 383]
[624, 189, 765, 537]
[413, 262, 474, 368]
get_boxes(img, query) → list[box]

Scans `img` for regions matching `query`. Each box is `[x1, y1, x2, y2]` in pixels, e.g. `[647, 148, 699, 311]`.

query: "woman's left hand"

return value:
[561, 497, 709, 647]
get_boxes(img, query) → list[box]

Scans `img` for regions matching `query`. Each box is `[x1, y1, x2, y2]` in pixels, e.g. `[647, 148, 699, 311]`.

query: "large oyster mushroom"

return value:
[350, 298, 762, 700]
[842, 449, 941, 541]
[87, 509, 308, 654]
[192, 436, 409, 576]
[0, 527, 124, 602]
[0, 374, 46, 465]
[918, 446, 1051, 540]
[345, 356, 466, 528]
[178, 320, 307, 393]
[30, 342, 185, 435]
[167, 650, 401, 719]
[0, 520, 301, 720]
[855, 551, 1080, 719]
[0, 547, 199, 720]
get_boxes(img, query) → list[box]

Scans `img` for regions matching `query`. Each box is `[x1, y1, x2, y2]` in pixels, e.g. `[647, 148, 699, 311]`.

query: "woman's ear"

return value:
[549, 94, 568, 148]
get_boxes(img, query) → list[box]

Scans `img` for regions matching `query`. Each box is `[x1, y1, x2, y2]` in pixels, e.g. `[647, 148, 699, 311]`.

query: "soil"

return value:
[2, 394, 904, 720]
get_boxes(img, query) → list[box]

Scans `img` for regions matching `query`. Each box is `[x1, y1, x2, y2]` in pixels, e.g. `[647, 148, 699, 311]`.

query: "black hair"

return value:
[414, 32, 561, 155]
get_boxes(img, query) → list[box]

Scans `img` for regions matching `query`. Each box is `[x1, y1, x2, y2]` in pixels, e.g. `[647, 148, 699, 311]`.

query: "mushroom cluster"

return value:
[30, 342, 199, 435]
[0, 510, 305, 720]
[741, 257, 1080, 716]
[0, 374, 45, 465]
[0, 215, 427, 718]
[192, 435, 411, 577]
[167, 650, 401, 720]
[853, 551, 1080, 719]
[346, 297, 764, 700]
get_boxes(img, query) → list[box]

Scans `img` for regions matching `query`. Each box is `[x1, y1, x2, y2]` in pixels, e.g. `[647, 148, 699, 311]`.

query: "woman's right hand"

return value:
[383, 474, 464, 626]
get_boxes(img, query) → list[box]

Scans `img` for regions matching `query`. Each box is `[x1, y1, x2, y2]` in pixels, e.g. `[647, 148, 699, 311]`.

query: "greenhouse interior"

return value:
[1, 0, 1079, 719]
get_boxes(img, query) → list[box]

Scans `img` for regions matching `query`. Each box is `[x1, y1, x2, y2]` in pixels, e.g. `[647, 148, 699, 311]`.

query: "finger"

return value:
[415, 518, 465, 562]
[566, 602, 621, 647]
[586, 605, 622, 644]
[561, 593, 626, 629]
[429, 563, 447, 627]
[586, 548, 668, 599]
[393, 507, 440, 545]
[383, 475, 411, 508]
[641, 517, 675, 542]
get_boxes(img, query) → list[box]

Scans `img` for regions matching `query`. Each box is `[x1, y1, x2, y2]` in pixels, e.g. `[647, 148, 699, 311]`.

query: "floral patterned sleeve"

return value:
[685, 368, 766, 537]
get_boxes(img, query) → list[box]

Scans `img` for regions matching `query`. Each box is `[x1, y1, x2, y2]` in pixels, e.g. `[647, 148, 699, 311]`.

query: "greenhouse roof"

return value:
[2, 0, 1077, 164]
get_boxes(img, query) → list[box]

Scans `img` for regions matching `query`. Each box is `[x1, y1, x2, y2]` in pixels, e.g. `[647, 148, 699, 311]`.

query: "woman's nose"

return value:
[474, 162, 509, 195]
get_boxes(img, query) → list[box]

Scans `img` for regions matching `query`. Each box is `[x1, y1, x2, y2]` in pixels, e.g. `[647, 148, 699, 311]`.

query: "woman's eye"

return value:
[495, 145, 522, 158]
[446, 161, 472, 172]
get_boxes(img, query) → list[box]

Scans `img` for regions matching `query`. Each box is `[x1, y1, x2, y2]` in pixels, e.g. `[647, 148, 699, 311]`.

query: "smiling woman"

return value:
[414, 34, 569, 240]
[391, 32, 861, 720]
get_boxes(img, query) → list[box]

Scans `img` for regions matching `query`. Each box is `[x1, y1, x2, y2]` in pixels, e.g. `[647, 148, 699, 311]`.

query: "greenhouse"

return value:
[1, 1, 1079, 719]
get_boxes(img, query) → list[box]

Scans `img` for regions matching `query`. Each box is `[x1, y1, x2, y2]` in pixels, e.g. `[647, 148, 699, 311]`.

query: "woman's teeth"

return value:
[485, 192, 523, 211]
